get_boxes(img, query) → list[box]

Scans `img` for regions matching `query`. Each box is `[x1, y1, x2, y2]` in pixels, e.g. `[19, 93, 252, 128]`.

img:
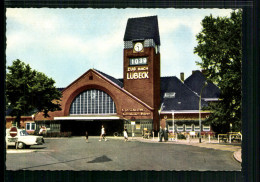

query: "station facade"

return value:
[6, 16, 220, 136]
[34, 16, 161, 136]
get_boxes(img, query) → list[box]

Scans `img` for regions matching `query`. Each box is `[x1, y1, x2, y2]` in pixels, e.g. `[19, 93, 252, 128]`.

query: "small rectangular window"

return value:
[177, 125, 184, 132]
[31, 123, 36, 130]
[203, 125, 210, 131]
[26, 122, 36, 131]
[26, 123, 30, 130]
[164, 92, 176, 98]
[194, 126, 200, 132]
[136, 122, 141, 130]
[185, 125, 192, 132]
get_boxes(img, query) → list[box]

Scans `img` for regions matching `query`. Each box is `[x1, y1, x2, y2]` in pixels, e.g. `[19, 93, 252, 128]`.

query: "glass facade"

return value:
[69, 89, 116, 115]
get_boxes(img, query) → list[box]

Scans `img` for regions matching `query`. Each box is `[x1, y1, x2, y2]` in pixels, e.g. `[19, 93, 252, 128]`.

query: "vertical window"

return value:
[26, 123, 30, 130]
[136, 122, 141, 130]
[167, 122, 174, 132]
[70, 89, 116, 115]
[31, 123, 36, 130]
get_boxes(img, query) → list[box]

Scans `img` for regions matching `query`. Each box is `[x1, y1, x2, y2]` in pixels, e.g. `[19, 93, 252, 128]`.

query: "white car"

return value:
[6, 128, 44, 149]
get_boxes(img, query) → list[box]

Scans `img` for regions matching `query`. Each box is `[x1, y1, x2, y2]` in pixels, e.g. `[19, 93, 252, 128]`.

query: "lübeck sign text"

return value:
[127, 66, 149, 80]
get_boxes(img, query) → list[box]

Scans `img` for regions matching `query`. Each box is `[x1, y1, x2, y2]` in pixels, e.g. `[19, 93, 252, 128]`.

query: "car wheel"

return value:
[17, 142, 25, 149]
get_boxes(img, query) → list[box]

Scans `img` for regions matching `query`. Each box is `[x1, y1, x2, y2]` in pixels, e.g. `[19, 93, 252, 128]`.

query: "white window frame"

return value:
[177, 125, 184, 132]
[167, 122, 174, 132]
[185, 125, 192, 132]
[194, 125, 200, 132]
[26, 122, 36, 131]
[203, 125, 211, 132]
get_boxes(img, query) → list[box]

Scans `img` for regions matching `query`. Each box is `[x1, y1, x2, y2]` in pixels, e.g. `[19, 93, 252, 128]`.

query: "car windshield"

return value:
[20, 130, 29, 136]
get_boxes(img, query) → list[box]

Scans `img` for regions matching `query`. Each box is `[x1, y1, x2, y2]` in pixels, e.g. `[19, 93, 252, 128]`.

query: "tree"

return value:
[6, 59, 62, 127]
[194, 10, 242, 133]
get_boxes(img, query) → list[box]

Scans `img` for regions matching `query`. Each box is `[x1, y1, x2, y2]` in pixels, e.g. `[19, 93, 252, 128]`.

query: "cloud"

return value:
[6, 8, 233, 87]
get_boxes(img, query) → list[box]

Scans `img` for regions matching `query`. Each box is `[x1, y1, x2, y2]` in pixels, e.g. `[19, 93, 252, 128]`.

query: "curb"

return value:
[136, 138, 242, 163]
[233, 149, 242, 163]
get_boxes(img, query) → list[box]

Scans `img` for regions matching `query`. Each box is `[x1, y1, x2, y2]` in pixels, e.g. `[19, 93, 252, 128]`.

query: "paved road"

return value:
[6, 137, 241, 171]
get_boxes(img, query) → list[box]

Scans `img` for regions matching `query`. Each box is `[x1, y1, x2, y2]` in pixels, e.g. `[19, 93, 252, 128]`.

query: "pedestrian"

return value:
[85, 131, 89, 142]
[38, 126, 45, 143]
[39, 126, 43, 135]
[123, 126, 128, 142]
[159, 126, 164, 142]
[164, 127, 168, 142]
[99, 125, 107, 141]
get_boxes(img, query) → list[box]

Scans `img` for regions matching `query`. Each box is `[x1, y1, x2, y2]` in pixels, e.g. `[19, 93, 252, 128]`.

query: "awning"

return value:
[166, 120, 206, 124]
[160, 110, 211, 114]
[54, 115, 120, 121]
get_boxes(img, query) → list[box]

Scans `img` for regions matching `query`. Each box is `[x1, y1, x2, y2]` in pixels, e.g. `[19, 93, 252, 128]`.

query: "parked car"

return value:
[6, 127, 44, 149]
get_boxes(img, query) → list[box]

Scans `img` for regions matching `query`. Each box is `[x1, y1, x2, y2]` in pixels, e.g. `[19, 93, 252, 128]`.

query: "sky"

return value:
[6, 8, 233, 88]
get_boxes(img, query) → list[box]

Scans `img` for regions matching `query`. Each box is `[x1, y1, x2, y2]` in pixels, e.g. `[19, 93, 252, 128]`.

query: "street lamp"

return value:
[199, 81, 207, 143]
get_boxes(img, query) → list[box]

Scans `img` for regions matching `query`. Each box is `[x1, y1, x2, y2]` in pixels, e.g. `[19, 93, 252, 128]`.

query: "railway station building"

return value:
[6, 16, 220, 136]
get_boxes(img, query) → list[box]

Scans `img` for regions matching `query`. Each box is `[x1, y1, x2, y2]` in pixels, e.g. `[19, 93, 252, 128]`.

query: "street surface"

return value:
[6, 137, 241, 171]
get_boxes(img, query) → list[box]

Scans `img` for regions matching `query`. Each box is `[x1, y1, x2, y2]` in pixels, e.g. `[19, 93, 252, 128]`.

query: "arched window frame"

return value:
[69, 89, 117, 115]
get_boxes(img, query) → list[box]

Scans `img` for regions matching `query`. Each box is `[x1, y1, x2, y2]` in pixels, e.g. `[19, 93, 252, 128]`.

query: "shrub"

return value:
[177, 133, 186, 139]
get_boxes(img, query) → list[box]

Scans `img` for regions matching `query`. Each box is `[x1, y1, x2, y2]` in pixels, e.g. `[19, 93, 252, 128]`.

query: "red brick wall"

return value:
[6, 116, 33, 129]
[123, 47, 160, 108]
[35, 69, 154, 122]
[123, 47, 160, 130]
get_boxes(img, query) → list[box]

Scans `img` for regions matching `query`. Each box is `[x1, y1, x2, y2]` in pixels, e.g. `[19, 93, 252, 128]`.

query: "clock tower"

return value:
[123, 16, 161, 130]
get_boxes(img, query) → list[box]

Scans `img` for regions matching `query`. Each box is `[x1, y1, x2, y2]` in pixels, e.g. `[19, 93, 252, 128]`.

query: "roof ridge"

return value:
[128, 15, 158, 19]
[161, 75, 177, 78]
[93, 69, 123, 87]
[92, 69, 154, 111]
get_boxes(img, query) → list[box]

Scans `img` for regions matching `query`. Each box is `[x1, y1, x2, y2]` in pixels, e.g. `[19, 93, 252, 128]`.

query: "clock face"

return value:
[134, 42, 144, 52]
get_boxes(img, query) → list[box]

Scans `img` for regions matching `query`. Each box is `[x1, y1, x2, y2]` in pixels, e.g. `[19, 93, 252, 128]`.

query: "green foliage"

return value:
[6, 59, 62, 125]
[177, 133, 186, 139]
[194, 10, 242, 133]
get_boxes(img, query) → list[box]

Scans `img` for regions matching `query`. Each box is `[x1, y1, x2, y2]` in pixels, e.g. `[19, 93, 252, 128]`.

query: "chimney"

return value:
[180, 72, 184, 82]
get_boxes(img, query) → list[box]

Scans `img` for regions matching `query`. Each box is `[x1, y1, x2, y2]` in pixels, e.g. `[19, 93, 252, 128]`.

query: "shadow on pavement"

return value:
[87, 155, 112, 163]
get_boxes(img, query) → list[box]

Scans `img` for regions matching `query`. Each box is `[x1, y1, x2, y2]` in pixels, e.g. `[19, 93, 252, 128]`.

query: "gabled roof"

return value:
[160, 76, 208, 111]
[94, 69, 123, 88]
[123, 16, 160, 45]
[54, 69, 154, 111]
[184, 71, 220, 99]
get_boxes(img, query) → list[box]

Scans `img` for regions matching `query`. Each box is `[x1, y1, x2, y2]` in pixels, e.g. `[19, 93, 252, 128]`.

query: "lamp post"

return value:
[172, 112, 175, 139]
[199, 81, 207, 143]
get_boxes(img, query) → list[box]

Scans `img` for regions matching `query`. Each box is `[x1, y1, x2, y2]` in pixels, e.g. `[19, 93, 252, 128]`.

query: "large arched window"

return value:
[69, 89, 116, 115]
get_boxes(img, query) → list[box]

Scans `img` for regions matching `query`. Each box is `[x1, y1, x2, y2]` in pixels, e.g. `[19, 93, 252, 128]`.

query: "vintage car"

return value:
[6, 127, 44, 149]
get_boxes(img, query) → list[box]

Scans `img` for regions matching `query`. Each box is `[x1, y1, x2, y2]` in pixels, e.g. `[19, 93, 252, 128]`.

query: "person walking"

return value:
[85, 131, 89, 142]
[164, 127, 169, 142]
[38, 126, 45, 143]
[99, 125, 107, 141]
[159, 126, 164, 142]
[123, 126, 128, 142]
[39, 126, 44, 136]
